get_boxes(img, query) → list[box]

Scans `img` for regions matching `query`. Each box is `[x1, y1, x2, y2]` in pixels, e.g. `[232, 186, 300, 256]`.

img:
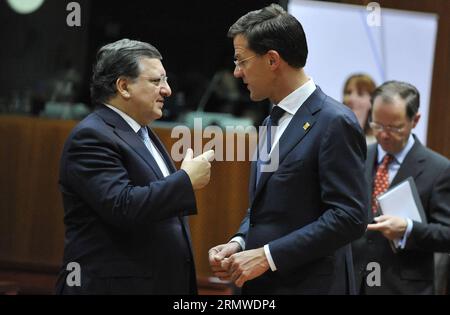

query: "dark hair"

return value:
[371, 80, 420, 120]
[227, 3, 308, 68]
[90, 39, 162, 104]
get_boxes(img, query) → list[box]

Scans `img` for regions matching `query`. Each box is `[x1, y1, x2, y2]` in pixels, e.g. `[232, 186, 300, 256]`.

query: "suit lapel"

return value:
[147, 127, 194, 253]
[95, 106, 165, 179]
[369, 136, 425, 220]
[390, 137, 426, 187]
[147, 127, 177, 173]
[366, 144, 377, 221]
[96, 106, 193, 254]
[146, 126, 194, 254]
[251, 87, 324, 206]
[249, 160, 257, 202]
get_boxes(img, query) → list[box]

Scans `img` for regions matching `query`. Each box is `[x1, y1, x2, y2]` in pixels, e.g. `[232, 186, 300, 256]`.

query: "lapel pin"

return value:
[303, 122, 311, 131]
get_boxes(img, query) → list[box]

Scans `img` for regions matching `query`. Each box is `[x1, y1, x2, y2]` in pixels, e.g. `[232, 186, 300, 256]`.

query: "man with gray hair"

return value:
[352, 80, 450, 294]
[56, 39, 213, 294]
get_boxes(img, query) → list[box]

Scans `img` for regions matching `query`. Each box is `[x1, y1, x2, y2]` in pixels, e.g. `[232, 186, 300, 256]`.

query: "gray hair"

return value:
[90, 39, 162, 104]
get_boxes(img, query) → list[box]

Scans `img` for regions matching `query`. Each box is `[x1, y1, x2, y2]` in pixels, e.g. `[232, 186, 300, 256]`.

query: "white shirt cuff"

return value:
[397, 218, 413, 249]
[264, 244, 277, 271]
[229, 237, 245, 251]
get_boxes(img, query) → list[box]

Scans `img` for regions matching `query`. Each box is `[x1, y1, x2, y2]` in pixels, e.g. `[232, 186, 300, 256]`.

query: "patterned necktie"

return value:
[371, 154, 394, 214]
[256, 106, 286, 185]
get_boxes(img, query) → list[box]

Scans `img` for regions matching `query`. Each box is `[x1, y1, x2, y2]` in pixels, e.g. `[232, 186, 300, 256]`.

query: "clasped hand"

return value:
[208, 243, 270, 287]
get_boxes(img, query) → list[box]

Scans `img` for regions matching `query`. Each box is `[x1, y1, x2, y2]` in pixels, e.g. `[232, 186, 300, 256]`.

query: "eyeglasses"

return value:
[369, 121, 405, 134]
[141, 75, 169, 87]
[233, 55, 256, 70]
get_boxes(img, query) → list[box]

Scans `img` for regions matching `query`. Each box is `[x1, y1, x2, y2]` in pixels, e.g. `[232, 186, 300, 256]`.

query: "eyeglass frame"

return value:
[368, 121, 406, 134]
[233, 55, 256, 70]
[139, 75, 169, 87]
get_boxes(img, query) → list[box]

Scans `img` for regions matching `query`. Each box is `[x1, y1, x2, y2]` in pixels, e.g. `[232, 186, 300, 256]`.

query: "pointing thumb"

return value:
[202, 149, 215, 162]
[184, 148, 193, 161]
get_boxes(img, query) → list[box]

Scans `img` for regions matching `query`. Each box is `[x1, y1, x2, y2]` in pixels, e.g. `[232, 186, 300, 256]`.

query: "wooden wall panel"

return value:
[0, 117, 71, 267]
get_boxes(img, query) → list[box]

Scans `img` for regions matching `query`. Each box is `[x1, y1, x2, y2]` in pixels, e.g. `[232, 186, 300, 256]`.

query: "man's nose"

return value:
[379, 130, 390, 140]
[160, 84, 171, 97]
[233, 67, 243, 78]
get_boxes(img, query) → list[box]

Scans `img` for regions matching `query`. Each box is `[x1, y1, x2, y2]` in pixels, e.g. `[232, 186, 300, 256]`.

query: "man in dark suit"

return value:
[352, 80, 450, 294]
[55, 39, 213, 294]
[208, 4, 368, 294]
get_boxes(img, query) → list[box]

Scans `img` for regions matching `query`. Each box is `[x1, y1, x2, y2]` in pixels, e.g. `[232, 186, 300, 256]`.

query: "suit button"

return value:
[367, 239, 373, 244]
[250, 223, 255, 227]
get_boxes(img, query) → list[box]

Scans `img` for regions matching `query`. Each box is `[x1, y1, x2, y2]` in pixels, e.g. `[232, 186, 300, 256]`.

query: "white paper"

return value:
[377, 180, 422, 223]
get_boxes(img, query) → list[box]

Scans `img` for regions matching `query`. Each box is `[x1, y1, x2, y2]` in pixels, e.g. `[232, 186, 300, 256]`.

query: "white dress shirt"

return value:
[105, 104, 170, 177]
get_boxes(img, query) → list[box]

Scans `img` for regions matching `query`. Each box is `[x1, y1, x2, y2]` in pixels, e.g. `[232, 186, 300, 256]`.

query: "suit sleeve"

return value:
[406, 164, 450, 252]
[268, 112, 368, 275]
[60, 126, 197, 231]
[234, 208, 250, 240]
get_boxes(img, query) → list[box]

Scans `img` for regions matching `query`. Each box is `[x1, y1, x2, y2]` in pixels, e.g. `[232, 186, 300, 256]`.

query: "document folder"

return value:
[377, 177, 426, 223]
[376, 177, 427, 251]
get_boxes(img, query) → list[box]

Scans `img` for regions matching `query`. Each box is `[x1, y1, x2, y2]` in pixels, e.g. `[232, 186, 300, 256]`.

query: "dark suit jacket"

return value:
[236, 87, 368, 294]
[352, 136, 450, 294]
[55, 105, 198, 294]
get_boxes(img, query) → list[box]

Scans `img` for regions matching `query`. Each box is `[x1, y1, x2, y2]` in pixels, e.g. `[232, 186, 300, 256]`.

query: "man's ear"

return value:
[266, 50, 281, 68]
[412, 113, 421, 128]
[116, 77, 131, 99]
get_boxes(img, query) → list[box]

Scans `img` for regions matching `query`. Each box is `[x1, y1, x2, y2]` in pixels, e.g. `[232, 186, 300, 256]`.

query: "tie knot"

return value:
[381, 154, 394, 166]
[269, 106, 285, 126]
[137, 127, 149, 141]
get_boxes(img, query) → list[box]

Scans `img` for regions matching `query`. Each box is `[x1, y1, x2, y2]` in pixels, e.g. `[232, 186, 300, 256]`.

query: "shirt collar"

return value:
[377, 133, 415, 165]
[105, 104, 142, 133]
[275, 78, 316, 115]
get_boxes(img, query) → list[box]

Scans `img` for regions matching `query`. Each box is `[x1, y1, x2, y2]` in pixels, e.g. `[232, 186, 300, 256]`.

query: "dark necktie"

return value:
[371, 154, 394, 214]
[266, 106, 286, 154]
[256, 106, 286, 185]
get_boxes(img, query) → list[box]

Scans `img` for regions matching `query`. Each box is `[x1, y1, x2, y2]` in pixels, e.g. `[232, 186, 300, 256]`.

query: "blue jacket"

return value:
[238, 87, 368, 294]
[56, 105, 197, 294]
